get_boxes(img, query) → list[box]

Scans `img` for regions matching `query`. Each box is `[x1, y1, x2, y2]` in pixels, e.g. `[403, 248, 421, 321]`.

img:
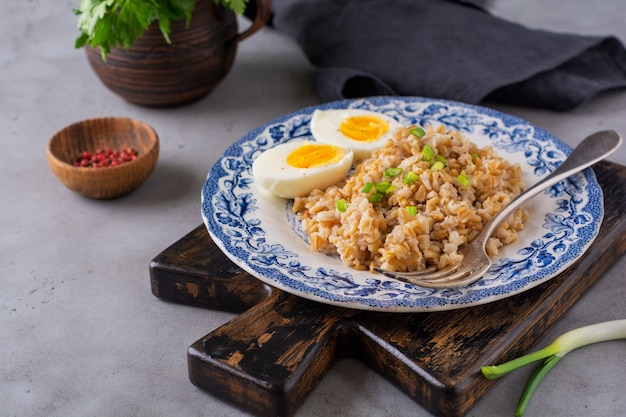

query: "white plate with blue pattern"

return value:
[201, 97, 603, 312]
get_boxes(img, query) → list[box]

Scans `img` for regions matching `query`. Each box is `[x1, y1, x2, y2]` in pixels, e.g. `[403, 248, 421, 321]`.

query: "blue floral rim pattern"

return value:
[201, 97, 603, 312]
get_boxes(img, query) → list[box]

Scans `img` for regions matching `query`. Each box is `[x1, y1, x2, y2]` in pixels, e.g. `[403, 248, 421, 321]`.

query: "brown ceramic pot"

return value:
[86, 0, 272, 107]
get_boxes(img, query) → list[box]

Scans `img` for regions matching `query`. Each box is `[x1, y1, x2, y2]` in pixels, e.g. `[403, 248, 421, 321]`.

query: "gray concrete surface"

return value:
[2, 1, 625, 416]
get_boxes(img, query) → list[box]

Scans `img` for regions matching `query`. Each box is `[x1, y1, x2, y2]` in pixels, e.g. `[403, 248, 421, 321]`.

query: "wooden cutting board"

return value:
[149, 160, 626, 417]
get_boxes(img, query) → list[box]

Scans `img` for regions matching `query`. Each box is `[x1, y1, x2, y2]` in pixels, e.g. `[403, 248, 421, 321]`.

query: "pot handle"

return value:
[236, 0, 272, 43]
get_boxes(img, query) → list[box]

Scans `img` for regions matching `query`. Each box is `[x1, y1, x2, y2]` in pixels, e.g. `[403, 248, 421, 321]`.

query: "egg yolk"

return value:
[286, 143, 346, 168]
[339, 115, 390, 142]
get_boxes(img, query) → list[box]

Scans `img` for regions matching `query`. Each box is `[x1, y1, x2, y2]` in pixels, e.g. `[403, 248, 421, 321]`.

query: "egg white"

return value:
[252, 140, 354, 199]
[310, 109, 403, 160]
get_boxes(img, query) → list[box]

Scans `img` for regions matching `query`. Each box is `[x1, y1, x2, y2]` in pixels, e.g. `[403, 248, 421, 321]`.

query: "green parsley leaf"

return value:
[74, 0, 245, 60]
[215, 0, 249, 14]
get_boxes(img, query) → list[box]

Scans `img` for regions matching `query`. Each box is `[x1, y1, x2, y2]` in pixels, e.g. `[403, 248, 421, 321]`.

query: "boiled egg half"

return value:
[310, 109, 403, 160]
[252, 140, 354, 199]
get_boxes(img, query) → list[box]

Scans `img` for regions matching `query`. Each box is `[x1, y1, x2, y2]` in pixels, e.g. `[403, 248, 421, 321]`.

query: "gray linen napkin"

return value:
[260, 0, 626, 111]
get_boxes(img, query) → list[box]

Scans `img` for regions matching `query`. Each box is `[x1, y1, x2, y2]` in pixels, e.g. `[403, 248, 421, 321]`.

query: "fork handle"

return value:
[478, 130, 622, 244]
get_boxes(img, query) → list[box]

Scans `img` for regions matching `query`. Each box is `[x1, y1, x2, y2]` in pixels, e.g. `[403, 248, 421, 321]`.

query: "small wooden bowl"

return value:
[46, 117, 159, 199]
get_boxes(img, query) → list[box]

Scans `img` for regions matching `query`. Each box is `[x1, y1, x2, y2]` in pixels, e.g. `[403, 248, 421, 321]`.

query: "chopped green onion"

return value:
[374, 181, 391, 193]
[457, 170, 470, 187]
[406, 205, 418, 216]
[362, 182, 374, 193]
[403, 171, 419, 184]
[421, 145, 435, 162]
[383, 167, 403, 177]
[336, 199, 348, 212]
[431, 161, 445, 171]
[435, 154, 447, 166]
[482, 319, 626, 417]
[410, 126, 426, 138]
[369, 192, 384, 203]
[471, 152, 479, 163]
[365, 178, 399, 203]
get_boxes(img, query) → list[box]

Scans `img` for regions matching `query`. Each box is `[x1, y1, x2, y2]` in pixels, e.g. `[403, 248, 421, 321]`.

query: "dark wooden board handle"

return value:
[150, 160, 626, 417]
[188, 293, 352, 417]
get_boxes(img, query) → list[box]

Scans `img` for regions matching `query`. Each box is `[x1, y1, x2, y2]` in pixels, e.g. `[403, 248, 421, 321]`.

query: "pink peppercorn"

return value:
[74, 148, 138, 168]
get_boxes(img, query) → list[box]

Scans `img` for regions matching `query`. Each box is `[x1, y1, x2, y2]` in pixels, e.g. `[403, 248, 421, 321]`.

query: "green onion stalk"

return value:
[481, 319, 626, 417]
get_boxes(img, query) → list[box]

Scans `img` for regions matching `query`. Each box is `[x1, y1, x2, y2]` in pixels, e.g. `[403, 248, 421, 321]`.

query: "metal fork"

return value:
[373, 130, 622, 289]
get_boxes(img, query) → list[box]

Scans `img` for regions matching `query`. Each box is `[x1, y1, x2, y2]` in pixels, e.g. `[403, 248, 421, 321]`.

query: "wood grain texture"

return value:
[46, 117, 159, 199]
[150, 161, 626, 417]
[86, 0, 272, 107]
